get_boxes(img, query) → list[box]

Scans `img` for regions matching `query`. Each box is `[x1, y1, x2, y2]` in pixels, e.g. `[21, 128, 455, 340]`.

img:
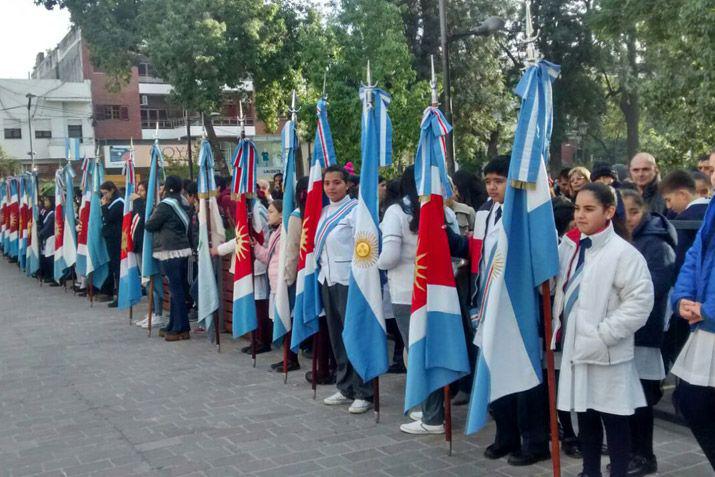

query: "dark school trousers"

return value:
[675, 380, 715, 469]
[490, 381, 549, 455]
[577, 409, 630, 477]
[321, 282, 373, 401]
[161, 257, 190, 333]
[629, 379, 663, 459]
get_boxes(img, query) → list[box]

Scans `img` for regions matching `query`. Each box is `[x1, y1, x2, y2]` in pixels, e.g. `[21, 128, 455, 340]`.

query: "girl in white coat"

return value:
[552, 183, 654, 477]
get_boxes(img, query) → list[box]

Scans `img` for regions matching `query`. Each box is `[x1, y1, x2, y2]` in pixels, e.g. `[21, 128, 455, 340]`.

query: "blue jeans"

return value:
[161, 257, 189, 333]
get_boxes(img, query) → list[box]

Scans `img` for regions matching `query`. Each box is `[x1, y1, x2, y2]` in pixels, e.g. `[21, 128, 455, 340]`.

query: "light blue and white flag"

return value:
[61, 164, 77, 273]
[273, 118, 298, 345]
[141, 142, 164, 284]
[17, 176, 27, 271]
[466, 60, 561, 434]
[86, 158, 110, 289]
[65, 138, 81, 161]
[342, 87, 392, 382]
[289, 99, 336, 351]
[197, 140, 226, 333]
[25, 173, 41, 276]
[118, 151, 142, 310]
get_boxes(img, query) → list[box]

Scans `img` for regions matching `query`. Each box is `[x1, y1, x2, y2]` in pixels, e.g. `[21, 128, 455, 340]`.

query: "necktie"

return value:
[495, 206, 502, 224]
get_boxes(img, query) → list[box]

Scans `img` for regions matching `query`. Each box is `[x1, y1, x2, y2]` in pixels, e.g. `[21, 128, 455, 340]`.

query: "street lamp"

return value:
[438, 9, 505, 173]
[26, 93, 36, 171]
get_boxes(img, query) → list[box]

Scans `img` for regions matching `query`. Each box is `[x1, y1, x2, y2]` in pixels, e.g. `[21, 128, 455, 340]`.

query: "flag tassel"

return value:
[444, 386, 452, 456]
[541, 281, 561, 476]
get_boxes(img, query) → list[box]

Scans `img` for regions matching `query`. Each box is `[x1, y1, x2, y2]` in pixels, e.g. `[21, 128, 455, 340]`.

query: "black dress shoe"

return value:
[507, 449, 551, 466]
[241, 344, 271, 354]
[304, 371, 336, 385]
[627, 455, 657, 476]
[484, 443, 519, 460]
[49, 281, 61, 287]
[107, 300, 118, 308]
[76, 290, 87, 297]
[274, 361, 300, 373]
[563, 437, 582, 458]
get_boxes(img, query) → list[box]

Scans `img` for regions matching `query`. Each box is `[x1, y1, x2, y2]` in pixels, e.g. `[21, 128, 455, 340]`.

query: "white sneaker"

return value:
[323, 391, 351, 406]
[348, 399, 373, 414]
[135, 316, 149, 327]
[399, 420, 445, 435]
[140, 315, 166, 329]
[409, 411, 423, 422]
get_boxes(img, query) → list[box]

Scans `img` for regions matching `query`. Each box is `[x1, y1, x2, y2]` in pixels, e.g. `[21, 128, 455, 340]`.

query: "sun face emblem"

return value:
[121, 230, 128, 252]
[414, 242, 427, 291]
[300, 217, 309, 255]
[353, 231, 378, 268]
[235, 224, 250, 261]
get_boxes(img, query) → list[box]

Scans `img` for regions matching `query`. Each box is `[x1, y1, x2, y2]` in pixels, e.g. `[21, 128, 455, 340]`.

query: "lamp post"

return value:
[26, 93, 36, 171]
[438, 6, 505, 173]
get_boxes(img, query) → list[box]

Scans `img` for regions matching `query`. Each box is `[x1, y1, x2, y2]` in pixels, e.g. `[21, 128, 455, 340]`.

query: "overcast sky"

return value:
[0, 0, 72, 79]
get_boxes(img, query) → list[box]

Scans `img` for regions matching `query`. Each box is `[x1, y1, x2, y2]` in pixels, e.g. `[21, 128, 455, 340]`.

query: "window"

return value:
[94, 105, 129, 121]
[35, 130, 52, 139]
[67, 125, 83, 142]
[140, 108, 169, 128]
[4, 128, 21, 139]
[137, 62, 156, 77]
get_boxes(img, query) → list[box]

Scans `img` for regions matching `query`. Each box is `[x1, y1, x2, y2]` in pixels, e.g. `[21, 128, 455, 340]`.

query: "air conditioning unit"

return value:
[140, 95, 148, 106]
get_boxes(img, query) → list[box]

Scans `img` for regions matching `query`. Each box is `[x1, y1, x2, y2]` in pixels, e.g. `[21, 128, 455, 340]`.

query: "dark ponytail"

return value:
[400, 165, 420, 233]
[577, 182, 630, 240]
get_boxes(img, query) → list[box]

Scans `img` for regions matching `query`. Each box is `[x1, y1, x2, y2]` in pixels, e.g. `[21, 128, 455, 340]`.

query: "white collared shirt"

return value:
[317, 195, 356, 286]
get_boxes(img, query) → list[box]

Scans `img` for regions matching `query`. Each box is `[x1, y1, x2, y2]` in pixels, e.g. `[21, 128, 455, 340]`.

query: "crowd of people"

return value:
[10, 149, 715, 477]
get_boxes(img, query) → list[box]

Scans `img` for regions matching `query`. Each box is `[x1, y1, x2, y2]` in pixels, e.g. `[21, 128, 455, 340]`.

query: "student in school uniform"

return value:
[471, 156, 550, 466]
[622, 189, 676, 476]
[552, 182, 654, 477]
[38, 195, 55, 283]
[317, 165, 373, 414]
[670, 154, 715, 470]
[99, 181, 124, 307]
[659, 170, 710, 370]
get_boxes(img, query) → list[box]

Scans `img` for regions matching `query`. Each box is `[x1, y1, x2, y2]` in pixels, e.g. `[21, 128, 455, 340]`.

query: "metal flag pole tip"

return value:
[430, 55, 439, 107]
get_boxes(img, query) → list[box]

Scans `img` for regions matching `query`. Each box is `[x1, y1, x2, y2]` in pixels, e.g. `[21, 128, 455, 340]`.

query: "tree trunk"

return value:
[620, 32, 640, 161]
[487, 128, 500, 160]
[202, 115, 228, 176]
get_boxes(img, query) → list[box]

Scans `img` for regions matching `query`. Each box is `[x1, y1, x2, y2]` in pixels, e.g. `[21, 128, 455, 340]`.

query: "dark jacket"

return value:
[101, 193, 124, 257]
[144, 193, 191, 253]
[38, 210, 54, 246]
[642, 179, 667, 216]
[132, 197, 146, 254]
[673, 199, 709, 274]
[631, 212, 677, 347]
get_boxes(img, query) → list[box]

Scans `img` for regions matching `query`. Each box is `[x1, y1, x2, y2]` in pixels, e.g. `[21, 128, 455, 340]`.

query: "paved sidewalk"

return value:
[0, 262, 710, 476]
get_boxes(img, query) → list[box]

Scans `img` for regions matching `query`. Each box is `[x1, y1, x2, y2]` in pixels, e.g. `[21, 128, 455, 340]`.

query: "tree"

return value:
[0, 147, 20, 176]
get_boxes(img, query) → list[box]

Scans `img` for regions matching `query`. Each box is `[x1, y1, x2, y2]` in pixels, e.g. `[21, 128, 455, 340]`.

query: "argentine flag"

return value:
[118, 152, 142, 309]
[86, 158, 110, 289]
[61, 165, 78, 273]
[404, 106, 470, 413]
[342, 87, 393, 382]
[273, 119, 298, 345]
[17, 177, 27, 271]
[197, 140, 226, 333]
[7, 178, 19, 258]
[76, 156, 92, 277]
[141, 142, 164, 284]
[25, 173, 41, 276]
[289, 99, 335, 351]
[465, 60, 561, 434]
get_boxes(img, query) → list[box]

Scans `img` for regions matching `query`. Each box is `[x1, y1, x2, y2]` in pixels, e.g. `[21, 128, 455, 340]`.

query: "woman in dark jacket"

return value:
[622, 189, 676, 476]
[100, 181, 124, 306]
[144, 176, 192, 342]
[38, 195, 55, 283]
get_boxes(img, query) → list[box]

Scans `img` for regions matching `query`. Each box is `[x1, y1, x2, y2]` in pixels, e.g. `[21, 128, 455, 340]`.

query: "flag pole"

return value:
[89, 272, 94, 307]
[147, 276, 154, 337]
[430, 54, 452, 454]
[128, 138, 135, 326]
[283, 335, 289, 384]
[541, 281, 561, 476]
[312, 334, 318, 399]
[362, 61, 382, 424]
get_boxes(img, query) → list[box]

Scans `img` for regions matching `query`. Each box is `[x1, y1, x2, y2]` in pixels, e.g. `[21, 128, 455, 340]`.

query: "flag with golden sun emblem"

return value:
[231, 196, 257, 338]
[342, 86, 392, 382]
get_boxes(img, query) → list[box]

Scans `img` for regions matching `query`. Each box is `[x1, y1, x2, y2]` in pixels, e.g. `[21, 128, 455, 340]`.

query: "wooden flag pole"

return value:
[444, 385, 453, 456]
[88, 272, 94, 307]
[147, 276, 154, 337]
[283, 334, 289, 384]
[311, 334, 318, 399]
[129, 305, 133, 326]
[373, 378, 380, 423]
[541, 281, 561, 477]
[251, 330, 257, 368]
